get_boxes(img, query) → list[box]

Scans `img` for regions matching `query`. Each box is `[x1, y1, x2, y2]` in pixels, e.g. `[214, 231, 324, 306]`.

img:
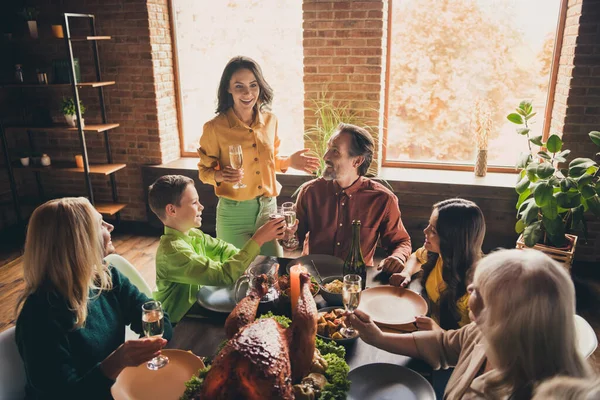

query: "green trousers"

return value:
[216, 196, 283, 257]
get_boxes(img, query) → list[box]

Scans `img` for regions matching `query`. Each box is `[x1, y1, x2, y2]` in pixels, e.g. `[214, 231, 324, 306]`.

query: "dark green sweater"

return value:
[16, 267, 173, 400]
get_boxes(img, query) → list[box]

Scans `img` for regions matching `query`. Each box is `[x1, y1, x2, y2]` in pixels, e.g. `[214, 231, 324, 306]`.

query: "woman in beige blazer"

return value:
[349, 248, 593, 400]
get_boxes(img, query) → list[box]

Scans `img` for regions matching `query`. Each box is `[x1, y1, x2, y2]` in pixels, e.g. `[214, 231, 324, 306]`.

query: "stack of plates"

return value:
[358, 286, 428, 332]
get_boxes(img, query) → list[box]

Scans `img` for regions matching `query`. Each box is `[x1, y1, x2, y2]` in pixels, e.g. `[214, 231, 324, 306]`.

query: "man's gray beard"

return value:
[322, 170, 335, 181]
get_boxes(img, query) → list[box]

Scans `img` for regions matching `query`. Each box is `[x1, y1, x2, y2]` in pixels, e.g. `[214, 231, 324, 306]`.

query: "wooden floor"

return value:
[1, 233, 599, 374]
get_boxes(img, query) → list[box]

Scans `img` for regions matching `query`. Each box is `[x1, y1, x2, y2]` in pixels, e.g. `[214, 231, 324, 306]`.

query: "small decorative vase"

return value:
[40, 154, 51, 167]
[474, 149, 487, 177]
[20, 157, 30, 167]
[27, 21, 38, 39]
[75, 154, 84, 168]
[51, 25, 64, 38]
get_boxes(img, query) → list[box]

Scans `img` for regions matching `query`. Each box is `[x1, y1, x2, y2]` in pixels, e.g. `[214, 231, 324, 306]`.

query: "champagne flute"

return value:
[142, 300, 169, 370]
[281, 202, 299, 250]
[341, 274, 362, 338]
[229, 144, 246, 189]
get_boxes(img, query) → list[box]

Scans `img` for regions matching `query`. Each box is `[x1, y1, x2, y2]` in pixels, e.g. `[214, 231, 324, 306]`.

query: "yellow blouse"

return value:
[415, 247, 471, 327]
[197, 108, 290, 201]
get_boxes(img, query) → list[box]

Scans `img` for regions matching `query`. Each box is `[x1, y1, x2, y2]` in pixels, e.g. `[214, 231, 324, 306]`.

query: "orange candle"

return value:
[290, 265, 307, 313]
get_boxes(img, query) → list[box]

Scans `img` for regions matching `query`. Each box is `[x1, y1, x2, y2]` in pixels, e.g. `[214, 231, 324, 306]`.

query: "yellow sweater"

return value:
[415, 247, 471, 327]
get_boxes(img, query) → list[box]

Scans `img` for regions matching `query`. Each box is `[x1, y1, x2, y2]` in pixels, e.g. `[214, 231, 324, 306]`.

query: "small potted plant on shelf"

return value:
[508, 100, 600, 269]
[60, 97, 86, 128]
[19, 7, 39, 39]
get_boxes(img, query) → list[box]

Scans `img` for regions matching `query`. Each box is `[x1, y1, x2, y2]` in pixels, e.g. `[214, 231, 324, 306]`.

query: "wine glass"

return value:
[229, 144, 246, 189]
[341, 274, 362, 338]
[281, 202, 299, 251]
[142, 300, 169, 370]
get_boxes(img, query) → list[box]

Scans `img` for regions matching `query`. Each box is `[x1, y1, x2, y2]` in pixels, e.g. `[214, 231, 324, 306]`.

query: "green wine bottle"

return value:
[343, 220, 367, 290]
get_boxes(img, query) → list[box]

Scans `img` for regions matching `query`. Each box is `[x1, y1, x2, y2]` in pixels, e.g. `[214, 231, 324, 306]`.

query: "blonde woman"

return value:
[533, 376, 600, 400]
[15, 198, 172, 399]
[349, 249, 592, 399]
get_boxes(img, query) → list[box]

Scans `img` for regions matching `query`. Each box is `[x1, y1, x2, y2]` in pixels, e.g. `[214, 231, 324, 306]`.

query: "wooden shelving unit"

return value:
[70, 36, 112, 41]
[10, 162, 126, 175]
[95, 202, 127, 215]
[0, 81, 115, 88]
[0, 13, 126, 229]
[6, 123, 120, 133]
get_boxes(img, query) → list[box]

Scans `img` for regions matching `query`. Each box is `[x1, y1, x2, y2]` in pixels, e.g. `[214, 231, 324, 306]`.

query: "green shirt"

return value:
[15, 268, 173, 400]
[154, 226, 260, 323]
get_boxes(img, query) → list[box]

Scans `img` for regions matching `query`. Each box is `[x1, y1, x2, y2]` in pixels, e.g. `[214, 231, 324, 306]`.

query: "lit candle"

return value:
[290, 264, 307, 313]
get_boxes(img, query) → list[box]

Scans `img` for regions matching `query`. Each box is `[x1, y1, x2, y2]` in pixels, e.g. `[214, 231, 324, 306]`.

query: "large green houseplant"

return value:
[508, 100, 600, 248]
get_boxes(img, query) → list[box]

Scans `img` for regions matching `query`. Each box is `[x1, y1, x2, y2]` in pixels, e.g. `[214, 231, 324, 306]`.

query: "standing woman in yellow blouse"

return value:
[390, 198, 486, 330]
[198, 56, 319, 256]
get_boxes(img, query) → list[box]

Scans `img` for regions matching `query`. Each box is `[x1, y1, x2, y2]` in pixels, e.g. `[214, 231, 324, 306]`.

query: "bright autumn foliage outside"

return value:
[172, 0, 304, 156]
[386, 0, 561, 166]
[173, 0, 561, 168]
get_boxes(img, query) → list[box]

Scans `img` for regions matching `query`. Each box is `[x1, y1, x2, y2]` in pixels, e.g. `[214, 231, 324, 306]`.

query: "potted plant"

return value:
[19, 7, 39, 39]
[508, 100, 600, 268]
[60, 97, 86, 127]
[304, 91, 375, 177]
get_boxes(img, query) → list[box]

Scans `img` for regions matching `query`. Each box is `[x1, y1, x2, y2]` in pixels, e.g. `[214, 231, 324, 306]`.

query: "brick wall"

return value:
[553, 0, 600, 261]
[148, 0, 180, 163]
[0, 0, 177, 227]
[303, 0, 387, 172]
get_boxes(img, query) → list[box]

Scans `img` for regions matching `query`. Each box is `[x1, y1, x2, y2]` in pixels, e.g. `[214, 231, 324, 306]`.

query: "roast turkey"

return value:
[200, 272, 318, 399]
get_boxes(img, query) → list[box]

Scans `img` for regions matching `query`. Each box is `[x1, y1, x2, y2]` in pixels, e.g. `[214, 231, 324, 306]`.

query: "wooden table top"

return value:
[166, 256, 431, 374]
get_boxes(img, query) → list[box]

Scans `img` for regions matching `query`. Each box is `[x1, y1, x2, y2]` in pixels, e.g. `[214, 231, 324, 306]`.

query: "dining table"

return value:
[166, 255, 432, 375]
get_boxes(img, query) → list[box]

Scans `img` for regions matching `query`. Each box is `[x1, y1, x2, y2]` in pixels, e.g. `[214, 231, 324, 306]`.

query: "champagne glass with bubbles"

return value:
[142, 300, 169, 370]
[229, 144, 246, 189]
[281, 202, 299, 250]
[341, 274, 362, 338]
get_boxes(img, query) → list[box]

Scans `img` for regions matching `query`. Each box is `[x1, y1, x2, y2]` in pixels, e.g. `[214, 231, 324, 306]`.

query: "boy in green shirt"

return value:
[148, 175, 285, 323]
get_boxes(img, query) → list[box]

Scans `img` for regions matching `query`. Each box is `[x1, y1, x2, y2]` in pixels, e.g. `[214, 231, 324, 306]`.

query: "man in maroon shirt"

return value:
[295, 123, 411, 272]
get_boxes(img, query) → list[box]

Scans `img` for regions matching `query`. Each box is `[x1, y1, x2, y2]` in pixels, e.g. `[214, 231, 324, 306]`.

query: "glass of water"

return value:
[341, 274, 362, 338]
[142, 300, 169, 370]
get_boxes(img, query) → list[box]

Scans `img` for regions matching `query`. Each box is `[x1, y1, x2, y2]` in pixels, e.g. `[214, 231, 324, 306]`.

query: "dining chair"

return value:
[0, 326, 26, 400]
[104, 254, 153, 297]
[575, 314, 598, 359]
[104, 254, 154, 340]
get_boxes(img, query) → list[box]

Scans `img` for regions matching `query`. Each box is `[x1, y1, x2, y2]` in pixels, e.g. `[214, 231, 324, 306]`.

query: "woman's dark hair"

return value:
[216, 56, 274, 114]
[420, 198, 486, 330]
[337, 123, 374, 176]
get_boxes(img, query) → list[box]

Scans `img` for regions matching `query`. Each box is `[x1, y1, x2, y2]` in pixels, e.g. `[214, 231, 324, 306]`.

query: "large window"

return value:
[384, 0, 564, 169]
[171, 0, 304, 156]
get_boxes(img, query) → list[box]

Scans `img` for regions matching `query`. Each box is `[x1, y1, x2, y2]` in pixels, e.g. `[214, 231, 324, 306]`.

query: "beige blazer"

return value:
[412, 323, 506, 400]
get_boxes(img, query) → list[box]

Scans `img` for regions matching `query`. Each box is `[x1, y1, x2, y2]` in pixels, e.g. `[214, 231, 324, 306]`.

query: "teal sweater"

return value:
[15, 267, 172, 400]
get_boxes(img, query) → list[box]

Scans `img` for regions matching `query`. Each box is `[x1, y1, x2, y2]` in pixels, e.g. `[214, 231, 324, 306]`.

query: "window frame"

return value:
[167, 0, 194, 157]
[381, 0, 568, 172]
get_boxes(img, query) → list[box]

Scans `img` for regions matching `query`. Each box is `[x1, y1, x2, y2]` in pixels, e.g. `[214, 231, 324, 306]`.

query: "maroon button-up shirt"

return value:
[296, 177, 412, 266]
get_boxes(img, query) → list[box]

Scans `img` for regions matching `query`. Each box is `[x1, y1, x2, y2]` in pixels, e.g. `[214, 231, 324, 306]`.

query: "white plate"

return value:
[286, 254, 344, 278]
[575, 314, 598, 359]
[348, 363, 435, 400]
[111, 349, 205, 400]
[358, 286, 428, 326]
[196, 285, 237, 313]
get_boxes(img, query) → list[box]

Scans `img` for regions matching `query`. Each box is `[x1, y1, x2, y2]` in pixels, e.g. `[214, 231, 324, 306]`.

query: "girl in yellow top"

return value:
[390, 198, 486, 330]
[198, 56, 319, 256]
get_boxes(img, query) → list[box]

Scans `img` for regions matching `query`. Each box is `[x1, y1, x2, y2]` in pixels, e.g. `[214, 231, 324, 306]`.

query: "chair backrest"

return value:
[0, 326, 26, 400]
[104, 254, 153, 297]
